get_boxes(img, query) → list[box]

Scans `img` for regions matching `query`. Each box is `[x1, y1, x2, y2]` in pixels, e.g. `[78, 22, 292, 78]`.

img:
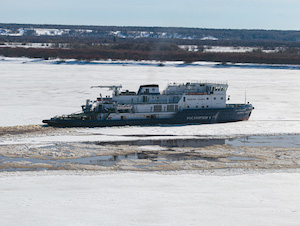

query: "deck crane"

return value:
[91, 85, 122, 96]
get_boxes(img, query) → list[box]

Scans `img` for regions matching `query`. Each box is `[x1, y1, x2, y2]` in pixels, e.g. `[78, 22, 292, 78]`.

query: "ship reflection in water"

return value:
[1, 135, 299, 171]
[84, 152, 220, 167]
[96, 134, 300, 148]
[96, 138, 225, 148]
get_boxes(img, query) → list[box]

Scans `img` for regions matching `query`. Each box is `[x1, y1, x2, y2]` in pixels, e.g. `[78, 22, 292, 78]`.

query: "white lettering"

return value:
[187, 116, 211, 120]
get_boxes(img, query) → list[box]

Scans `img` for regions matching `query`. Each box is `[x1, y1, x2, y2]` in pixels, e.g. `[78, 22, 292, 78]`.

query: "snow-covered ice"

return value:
[0, 57, 299, 143]
[0, 170, 300, 226]
[1, 58, 300, 225]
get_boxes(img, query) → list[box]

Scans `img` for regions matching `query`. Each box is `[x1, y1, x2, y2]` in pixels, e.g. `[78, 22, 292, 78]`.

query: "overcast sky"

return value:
[1, 0, 300, 30]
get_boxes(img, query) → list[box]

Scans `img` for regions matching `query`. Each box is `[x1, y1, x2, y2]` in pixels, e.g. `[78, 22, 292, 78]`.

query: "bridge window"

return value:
[143, 96, 148, 102]
[167, 105, 175, 112]
[154, 105, 162, 112]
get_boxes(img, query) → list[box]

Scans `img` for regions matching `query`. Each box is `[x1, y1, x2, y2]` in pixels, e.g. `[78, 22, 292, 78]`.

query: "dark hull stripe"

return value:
[43, 104, 253, 127]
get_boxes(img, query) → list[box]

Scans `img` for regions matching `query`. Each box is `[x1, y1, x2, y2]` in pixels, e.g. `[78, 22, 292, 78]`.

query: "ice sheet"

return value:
[1, 58, 299, 226]
[1, 57, 299, 141]
[0, 170, 299, 226]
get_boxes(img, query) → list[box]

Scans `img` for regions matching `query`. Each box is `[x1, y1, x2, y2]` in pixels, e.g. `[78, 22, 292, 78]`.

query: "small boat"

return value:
[43, 81, 254, 127]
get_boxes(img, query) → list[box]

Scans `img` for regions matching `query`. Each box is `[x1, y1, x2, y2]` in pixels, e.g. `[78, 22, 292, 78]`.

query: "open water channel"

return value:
[0, 134, 299, 171]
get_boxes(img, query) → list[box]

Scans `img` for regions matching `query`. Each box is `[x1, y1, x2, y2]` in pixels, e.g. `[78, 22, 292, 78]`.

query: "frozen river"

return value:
[1, 58, 300, 171]
[1, 58, 300, 226]
[0, 58, 300, 139]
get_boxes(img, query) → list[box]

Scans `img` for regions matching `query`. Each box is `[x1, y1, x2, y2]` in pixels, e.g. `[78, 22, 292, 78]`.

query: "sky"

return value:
[1, 0, 300, 30]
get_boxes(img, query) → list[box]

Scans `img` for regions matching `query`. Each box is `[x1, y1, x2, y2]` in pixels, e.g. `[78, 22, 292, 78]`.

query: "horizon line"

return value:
[1, 22, 300, 32]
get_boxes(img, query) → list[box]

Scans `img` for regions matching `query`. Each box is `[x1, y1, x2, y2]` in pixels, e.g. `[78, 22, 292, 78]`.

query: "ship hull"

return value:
[43, 104, 253, 127]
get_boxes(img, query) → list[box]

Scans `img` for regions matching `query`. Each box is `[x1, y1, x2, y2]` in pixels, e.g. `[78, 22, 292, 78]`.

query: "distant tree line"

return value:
[1, 23, 300, 42]
[1, 23, 300, 65]
[1, 44, 299, 65]
[1, 35, 300, 49]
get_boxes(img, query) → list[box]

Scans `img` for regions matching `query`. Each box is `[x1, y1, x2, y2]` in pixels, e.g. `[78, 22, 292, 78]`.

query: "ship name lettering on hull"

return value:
[187, 116, 211, 120]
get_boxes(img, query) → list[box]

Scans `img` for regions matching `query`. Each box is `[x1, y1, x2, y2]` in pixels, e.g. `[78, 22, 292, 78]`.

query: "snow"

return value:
[2, 121, 299, 146]
[201, 36, 218, 40]
[0, 57, 299, 140]
[1, 57, 300, 225]
[0, 42, 65, 49]
[205, 46, 256, 53]
[0, 170, 299, 226]
[178, 45, 280, 53]
[34, 28, 69, 36]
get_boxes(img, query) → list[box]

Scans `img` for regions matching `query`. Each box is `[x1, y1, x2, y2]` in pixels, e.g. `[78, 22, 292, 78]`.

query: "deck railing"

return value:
[168, 80, 228, 86]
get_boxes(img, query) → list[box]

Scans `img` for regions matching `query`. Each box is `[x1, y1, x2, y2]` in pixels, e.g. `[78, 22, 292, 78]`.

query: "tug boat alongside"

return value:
[42, 81, 254, 127]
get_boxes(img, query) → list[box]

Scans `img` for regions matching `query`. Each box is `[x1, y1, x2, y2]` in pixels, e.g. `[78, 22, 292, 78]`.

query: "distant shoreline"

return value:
[1, 56, 300, 70]
[1, 45, 300, 65]
[1, 23, 300, 65]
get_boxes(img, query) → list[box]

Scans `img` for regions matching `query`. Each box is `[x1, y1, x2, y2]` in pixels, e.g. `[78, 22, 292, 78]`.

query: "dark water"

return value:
[96, 134, 300, 148]
[96, 138, 225, 148]
[227, 135, 300, 148]
[0, 151, 220, 169]
[0, 134, 299, 171]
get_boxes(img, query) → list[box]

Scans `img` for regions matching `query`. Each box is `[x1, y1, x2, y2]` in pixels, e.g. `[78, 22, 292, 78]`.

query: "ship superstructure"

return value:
[43, 81, 253, 127]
